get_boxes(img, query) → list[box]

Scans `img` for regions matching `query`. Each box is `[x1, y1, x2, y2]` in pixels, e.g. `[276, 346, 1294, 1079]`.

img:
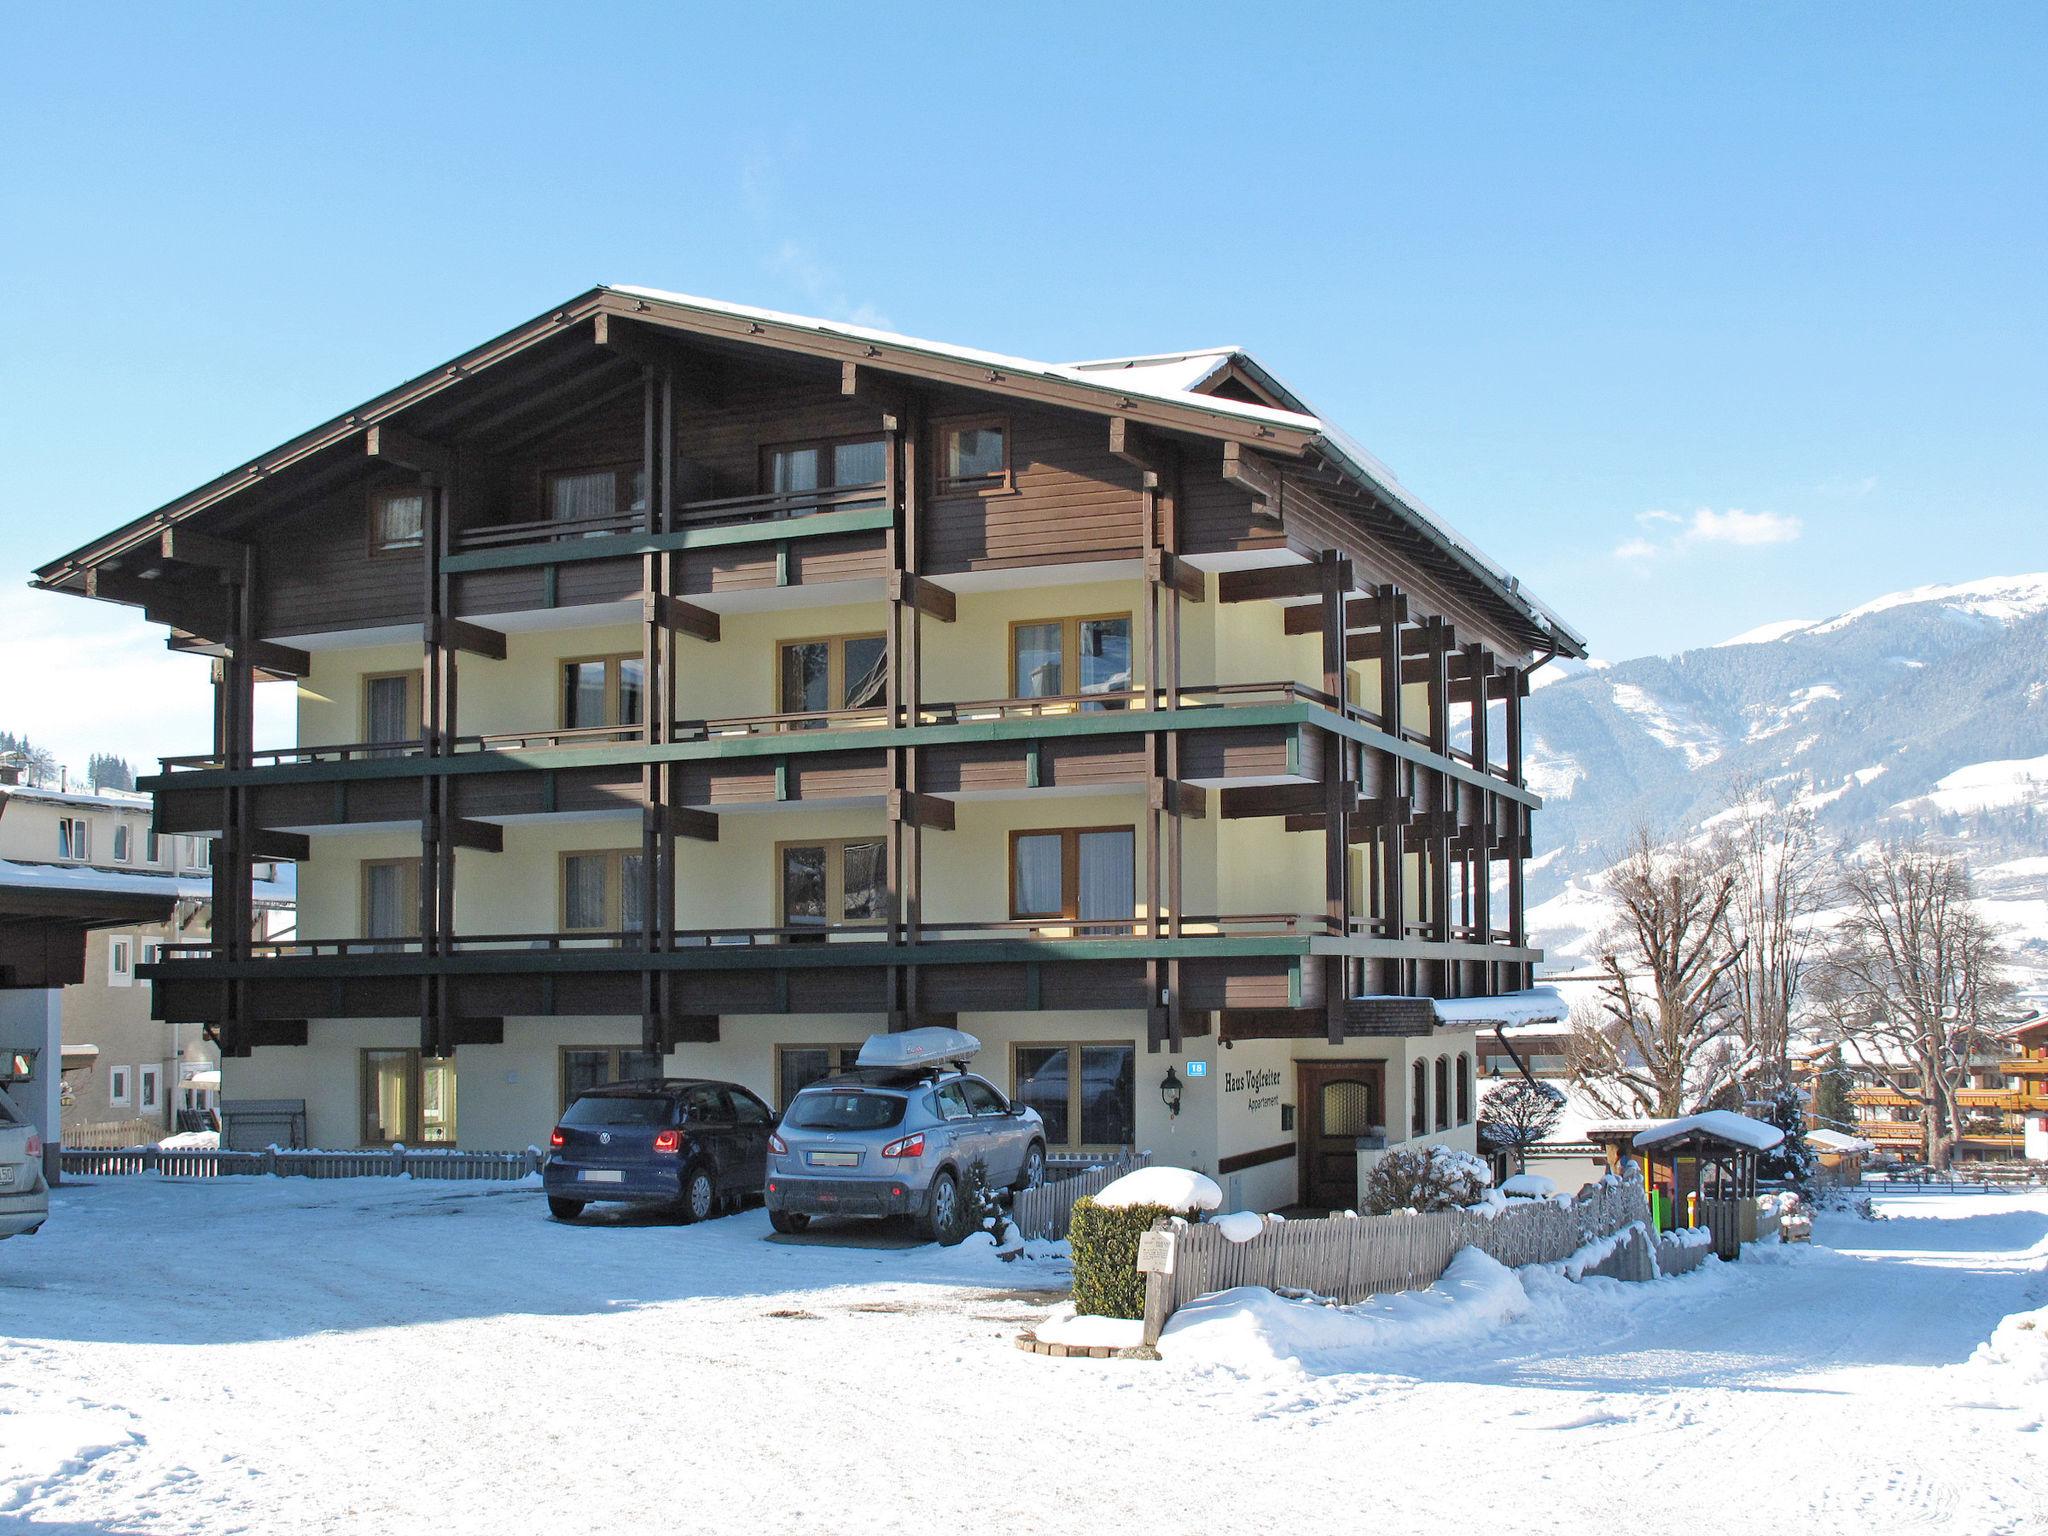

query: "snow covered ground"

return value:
[4, 1179, 2045, 1535]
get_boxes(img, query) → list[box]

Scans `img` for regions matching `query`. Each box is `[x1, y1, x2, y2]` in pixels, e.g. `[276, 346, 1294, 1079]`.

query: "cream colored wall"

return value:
[1215, 817, 1322, 921]
[1208, 600, 1319, 691]
[675, 806, 882, 930]
[926, 793, 1143, 924]
[298, 642, 420, 749]
[300, 828, 423, 939]
[221, 1017, 417, 1149]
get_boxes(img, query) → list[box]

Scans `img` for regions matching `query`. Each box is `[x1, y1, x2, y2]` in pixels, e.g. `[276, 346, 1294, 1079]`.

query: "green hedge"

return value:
[1069, 1198, 1174, 1319]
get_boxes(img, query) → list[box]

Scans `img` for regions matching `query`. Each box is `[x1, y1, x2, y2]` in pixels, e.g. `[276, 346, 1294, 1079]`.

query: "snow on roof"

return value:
[1806, 1129, 1875, 1154]
[1632, 1110, 1786, 1153]
[1423, 987, 1570, 1029]
[1, 783, 154, 812]
[0, 858, 294, 907]
[605, 285, 1584, 654]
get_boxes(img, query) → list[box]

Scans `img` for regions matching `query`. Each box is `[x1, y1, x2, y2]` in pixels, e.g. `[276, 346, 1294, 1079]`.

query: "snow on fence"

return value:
[1654, 1228, 1713, 1276]
[1011, 1151, 1152, 1241]
[1140, 1177, 1664, 1341]
[61, 1145, 543, 1181]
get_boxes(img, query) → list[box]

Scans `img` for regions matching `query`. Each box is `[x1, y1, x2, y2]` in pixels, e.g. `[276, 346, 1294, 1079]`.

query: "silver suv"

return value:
[0, 1085, 49, 1242]
[766, 1065, 1047, 1243]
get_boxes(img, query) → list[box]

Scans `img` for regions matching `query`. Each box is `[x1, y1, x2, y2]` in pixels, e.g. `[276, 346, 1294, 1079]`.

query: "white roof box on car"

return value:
[856, 1026, 981, 1072]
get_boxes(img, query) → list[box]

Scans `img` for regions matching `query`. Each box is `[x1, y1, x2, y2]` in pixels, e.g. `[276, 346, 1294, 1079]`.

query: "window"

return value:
[778, 634, 886, 716]
[361, 1048, 458, 1145]
[560, 850, 647, 934]
[110, 1066, 132, 1107]
[775, 1043, 862, 1110]
[1012, 1043, 1135, 1152]
[1456, 1054, 1472, 1125]
[1010, 615, 1132, 705]
[108, 937, 133, 987]
[139, 1066, 161, 1113]
[1009, 827, 1136, 931]
[112, 823, 131, 862]
[1412, 1059, 1427, 1137]
[560, 1045, 664, 1112]
[362, 859, 422, 947]
[560, 655, 644, 733]
[1434, 1055, 1450, 1131]
[145, 828, 161, 864]
[777, 838, 887, 930]
[369, 487, 426, 554]
[763, 435, 887, 509]
[545, 464, 646, 528]
[58, 817, 88, 860]
[364, 672, 421, 752]
[937, 417, 1009, 492]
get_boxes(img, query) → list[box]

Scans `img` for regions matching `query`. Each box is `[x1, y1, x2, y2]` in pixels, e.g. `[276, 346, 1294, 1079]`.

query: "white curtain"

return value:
[1013, 835, 1062, 915]
[1077, 830, 1135, 925]
[565, 855, 607, 930]
[551, 470, 616, 522]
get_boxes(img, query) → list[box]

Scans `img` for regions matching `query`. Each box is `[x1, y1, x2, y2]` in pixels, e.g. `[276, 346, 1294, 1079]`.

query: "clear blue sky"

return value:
[3, 4, 2043, 770]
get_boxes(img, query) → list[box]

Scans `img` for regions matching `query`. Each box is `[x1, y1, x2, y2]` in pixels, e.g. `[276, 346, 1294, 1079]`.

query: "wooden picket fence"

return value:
[61, 1145, 543, 1181]
[1147, 1177, 1654, 1330]
[1654, 1230, 1713, 1276]
[1010, 1151, 1152, 1241]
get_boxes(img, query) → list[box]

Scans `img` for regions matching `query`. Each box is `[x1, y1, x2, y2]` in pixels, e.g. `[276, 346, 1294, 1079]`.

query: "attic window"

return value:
[938, 418, 1009, 493]
[370, 488, 426, 555]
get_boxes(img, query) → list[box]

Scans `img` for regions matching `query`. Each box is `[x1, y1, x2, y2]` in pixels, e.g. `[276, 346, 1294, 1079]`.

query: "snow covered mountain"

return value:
[1521, 574, 2048, 990]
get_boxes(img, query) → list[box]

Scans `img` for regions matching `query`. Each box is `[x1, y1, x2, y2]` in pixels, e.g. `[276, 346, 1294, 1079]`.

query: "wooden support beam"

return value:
[1219, 782, 1359, 820]
[646, 591, 721, 642]
[887, 789, 956, 831]
[1284, 795, 1414, 837]
[1108, 416, 1172, 476]
[886, 571, 957, 623]
[442, 817, 503, 853]
[244, 638, 310, 679]
[840, 360, 860, 396]
[1144, 548, 1205, 603]
[1148, 779, 1208, 818]
[218, 1020, 309, 1050]
[441, 1017, 505, 1048]
[1220, 441, 1283, 519]
[158, 526, 246, 575]
[431, 615, 507, 660]
[1284, 593, 1406, 635]
[364, 422, 455, 482]
[652, 805, 719, 843]
[1217, 559, 1350, 604]
[248, 830, 310, 862]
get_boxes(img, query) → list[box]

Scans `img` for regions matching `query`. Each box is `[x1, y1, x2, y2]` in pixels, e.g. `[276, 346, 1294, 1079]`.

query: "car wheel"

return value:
[678, 1167, 717, 1224]
[923, 1169, 966, 1246]
[547, 1197, 585, 1222]
[1013, 1141, 1047, 1194]
[769, 1208, 810, 1235]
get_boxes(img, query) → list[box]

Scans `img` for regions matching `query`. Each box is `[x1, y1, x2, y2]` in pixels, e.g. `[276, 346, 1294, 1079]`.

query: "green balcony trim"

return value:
[439, 506, 894, 575]
[142, 703, 1540, 809]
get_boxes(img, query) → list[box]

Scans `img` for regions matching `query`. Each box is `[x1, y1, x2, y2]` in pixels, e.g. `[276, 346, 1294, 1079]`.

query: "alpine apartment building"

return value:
[32, 287, 1584, 1209]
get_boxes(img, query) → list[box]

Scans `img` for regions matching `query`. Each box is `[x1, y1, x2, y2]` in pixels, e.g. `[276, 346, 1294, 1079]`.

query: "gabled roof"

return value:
[32, 284, 1584, 656]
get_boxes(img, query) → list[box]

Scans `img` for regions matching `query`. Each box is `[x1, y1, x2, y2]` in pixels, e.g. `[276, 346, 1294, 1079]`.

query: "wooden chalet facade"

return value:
[33, 287, 1584, 1205]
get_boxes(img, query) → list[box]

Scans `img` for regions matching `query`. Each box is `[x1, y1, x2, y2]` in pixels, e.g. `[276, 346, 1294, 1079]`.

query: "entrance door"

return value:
[1296, 1062, 1385, 1211]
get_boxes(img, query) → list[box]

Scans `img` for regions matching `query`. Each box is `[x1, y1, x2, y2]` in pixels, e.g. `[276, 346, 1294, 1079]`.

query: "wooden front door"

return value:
[1296, 1062, 1386, 1211]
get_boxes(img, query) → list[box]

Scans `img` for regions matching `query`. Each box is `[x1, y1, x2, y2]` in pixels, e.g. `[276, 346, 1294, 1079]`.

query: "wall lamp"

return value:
[1160, 1066, 1183, 1119]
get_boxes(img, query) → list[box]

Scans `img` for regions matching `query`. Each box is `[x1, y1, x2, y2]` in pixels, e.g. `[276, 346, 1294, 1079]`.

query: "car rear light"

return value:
[881, 1132, 925, 1159]
[25, 1134, 41, 1159]
[652, 1129, 681, 1154]
[768, 1133, 788, 1155]
[549, 1128, 565, 1148]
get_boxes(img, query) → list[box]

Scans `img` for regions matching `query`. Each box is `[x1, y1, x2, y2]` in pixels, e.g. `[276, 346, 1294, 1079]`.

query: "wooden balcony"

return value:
[451, 481, 888, 554]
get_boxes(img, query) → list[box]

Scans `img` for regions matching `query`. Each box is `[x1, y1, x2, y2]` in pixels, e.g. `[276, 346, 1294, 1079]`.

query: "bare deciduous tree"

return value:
[1717, 783, 1830, 1094]
[1817, 845, 2014, 1169]
[1570, 827, 1750, 1118]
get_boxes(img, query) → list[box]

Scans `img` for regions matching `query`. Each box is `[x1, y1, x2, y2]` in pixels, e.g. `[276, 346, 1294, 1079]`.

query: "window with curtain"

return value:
[546, 465, 646, 528]
[777, 840, 887, 930]
[369, 488, 426, 554]
[1013, 1042, 1135, 1152]
[364, 673, 419, 754]
[362, 1048, 416, 1144]
[562, 851, 644, 934]
[363, 860, 421, 946]
[765, 436, 885, 512]
[1010, 827, 1135, 932]
[560, 656, 643, 732]
[778, 634, 886, 718]
[1010, 615, 1131, 707]
[939, 419, 1008, 491]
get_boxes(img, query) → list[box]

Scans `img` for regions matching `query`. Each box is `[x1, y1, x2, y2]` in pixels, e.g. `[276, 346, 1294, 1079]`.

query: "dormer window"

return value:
[369, 488, 426, 555]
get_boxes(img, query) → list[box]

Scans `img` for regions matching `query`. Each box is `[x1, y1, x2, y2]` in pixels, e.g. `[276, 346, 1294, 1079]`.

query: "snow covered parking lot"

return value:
[3, 1179, 2045, 1535]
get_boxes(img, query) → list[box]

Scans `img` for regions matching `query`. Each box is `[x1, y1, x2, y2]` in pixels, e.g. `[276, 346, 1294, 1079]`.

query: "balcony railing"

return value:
[151, 912, 1330, 963]
[155, 682, 1344, 772]
[452, 482, 887, 552]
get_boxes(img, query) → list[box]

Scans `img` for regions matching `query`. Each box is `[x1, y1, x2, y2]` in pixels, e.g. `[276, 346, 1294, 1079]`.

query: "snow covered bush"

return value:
[1361, 1145, 1493, 1215]
[1069, 1198, 1172, 1319]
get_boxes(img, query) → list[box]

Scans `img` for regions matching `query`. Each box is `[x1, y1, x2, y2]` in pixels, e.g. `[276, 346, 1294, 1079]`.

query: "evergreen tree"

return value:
[86, 753, 134, 792]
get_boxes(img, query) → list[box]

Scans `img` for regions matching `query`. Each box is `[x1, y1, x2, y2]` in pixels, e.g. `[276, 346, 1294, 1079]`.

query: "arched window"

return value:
[1411, 1060, 1427, 1137]
[1456, 1053, 1472, 1125]
[1434, 1055, 1450, 1131]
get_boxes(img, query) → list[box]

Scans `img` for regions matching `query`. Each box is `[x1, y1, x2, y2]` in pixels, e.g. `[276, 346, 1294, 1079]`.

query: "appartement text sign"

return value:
[1136, 1231, 1177, 1274]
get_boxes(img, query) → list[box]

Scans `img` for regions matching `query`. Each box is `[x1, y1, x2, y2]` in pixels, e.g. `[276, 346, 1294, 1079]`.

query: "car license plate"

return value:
[805, 1149, 860, 1168]
[0, 1166, 14, 1187]
[580, 1169, 624, 1183]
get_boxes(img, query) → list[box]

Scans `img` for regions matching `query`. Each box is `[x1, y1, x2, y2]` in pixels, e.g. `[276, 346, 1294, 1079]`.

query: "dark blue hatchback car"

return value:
[543, 1078, 774, 1223]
